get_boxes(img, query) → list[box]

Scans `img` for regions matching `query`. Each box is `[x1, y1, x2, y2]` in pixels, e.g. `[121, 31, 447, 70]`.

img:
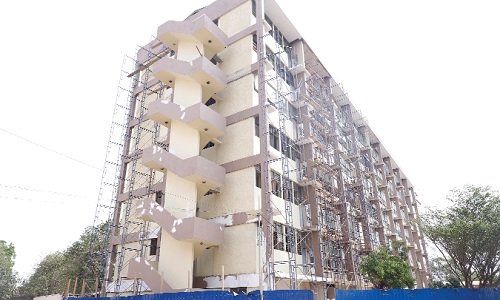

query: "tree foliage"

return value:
[18, 223, 109, 297]
[360, 240, 415, 289]
[0, 240, 18, 300]
[428, 257, 461, 288]
[421, 185, 500, 288]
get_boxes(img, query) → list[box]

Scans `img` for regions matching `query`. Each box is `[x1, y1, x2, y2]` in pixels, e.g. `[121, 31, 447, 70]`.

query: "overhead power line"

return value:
[0, 127, 102, 171]
[0, 183, 88, 199]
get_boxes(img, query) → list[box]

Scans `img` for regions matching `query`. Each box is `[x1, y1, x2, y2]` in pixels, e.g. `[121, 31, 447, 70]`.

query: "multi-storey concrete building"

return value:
[97, 0, 430, 298]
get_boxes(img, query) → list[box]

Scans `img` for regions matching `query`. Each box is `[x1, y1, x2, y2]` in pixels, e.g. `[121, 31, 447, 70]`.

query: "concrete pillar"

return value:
[158, 39, 205, 289]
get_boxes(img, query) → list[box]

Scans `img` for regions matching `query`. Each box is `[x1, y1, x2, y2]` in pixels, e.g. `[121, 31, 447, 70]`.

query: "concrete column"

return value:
[159, 39, 205, 289]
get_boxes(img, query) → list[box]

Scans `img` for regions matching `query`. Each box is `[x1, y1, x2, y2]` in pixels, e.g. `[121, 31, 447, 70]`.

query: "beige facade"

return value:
[102, 0, 430, 298]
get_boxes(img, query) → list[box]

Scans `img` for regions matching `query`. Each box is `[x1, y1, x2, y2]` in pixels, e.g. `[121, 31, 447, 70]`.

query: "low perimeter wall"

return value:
[336, 288, 500, 300]
[68, 290, 313, 300]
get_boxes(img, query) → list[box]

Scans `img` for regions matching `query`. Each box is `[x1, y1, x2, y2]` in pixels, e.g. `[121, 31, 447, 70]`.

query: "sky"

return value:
[0, 0, 499, 278]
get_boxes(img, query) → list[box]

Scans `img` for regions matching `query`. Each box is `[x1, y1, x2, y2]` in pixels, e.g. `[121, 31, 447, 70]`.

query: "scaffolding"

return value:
[261, 24, 300, 290]
[285, 41, 378, 295]
[87, 55, 137, 295]
[88, 41, 173, 296]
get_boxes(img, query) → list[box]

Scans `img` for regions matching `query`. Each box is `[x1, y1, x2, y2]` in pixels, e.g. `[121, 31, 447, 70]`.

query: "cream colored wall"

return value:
[176, 41, 204, 61]
[194, 246, 216, 276]
[266, 94, 296, 138]
[216, 118, 255, 165]
[156, 38, 205, 288]
[268, 148, 299, 182]
[164, 171, 197, 219]
[158, 233, 194, 289]
[219, 37, 253, 76]
[196, 223, 258, 276]
[158, 125, 169, 143]
[173, 79, 203, 107]
[198, 167, 256, 219]
[273, 250, 301, 275]
[114, 242, 141, 279]
[122, 162, 163, 193]
[252, 85, 259, 106]
[253, 135, 260, 155]
[135, 88, 158, 119]
[216, 0, 253, 119]
[200, 145, 217, 161]
[217, 74, 254, 117]
[218, 1, 252, 37]
[270, 195, 302, 229]
[120, 196, 151, 230]
[127, 120, 158, 155]
[169, 121, 200, 158]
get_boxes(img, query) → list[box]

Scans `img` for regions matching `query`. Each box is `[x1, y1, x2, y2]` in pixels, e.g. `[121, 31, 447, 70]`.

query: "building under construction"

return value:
[91, 0, 430, 298]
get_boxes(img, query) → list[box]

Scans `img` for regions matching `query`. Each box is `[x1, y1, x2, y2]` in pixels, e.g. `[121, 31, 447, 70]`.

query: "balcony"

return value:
[359, 144, 371, 152]
[136, 198, 224, 254]
[296, 135, 314, 145]
[137, 43, 172, 69]
[152, 55, 227, 100]
[289, 62, 306, 75]
[387, 232, 397, 237]
[147, 101, 226, 139]
[157, 14, 228, 59]
[299, 90, 322, 109]
[378, 183, 388, 190]
[142, 145, 225, 191]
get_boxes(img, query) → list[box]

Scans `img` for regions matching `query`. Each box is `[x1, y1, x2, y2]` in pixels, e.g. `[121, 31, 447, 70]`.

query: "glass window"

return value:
[254, 116, 259, 137]
[292, 182, 303, 205]
[149, 238, 158, 256]
[271, 170, 282, 197]
[269, 125, 280, 151]
[255, 165, 261, 188]
[282, 176, 292, 202]
[285, 226, 296, 253]
[273, 223, 284, 251]
[280, 134, 291, 159]
[291, 144, 301, 162]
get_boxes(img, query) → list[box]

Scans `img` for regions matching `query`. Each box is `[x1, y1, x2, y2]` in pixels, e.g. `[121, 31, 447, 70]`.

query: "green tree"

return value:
[18, 223, 109, 297]
[360, 240, 415, 289]
[421, 185, 500, 288]
[428, 257, 461, 288]
[0, 240, 18, 300]
[18, 252, 66, 296]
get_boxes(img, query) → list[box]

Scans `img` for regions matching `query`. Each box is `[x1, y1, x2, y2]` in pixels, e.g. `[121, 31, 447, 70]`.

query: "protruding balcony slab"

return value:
[136, 198, 224, 253]
[158, 15, 228, 59]
[148, 101, 225, 139]
[152, 55, 227, 98]
[137, 42, 172, 68]
[142, 145, 225, 190]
